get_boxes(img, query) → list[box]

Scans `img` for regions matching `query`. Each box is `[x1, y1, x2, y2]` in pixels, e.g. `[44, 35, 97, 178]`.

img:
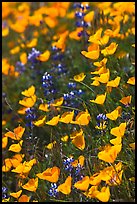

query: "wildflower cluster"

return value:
[2, 2, 135, 203]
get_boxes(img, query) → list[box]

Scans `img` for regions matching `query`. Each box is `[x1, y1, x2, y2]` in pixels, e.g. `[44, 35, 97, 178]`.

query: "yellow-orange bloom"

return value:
[101, 42, 118, 56]
[8, 140, 23, 153]
[57, 176, 72, 195]
[74, 176, 90, 191]
[36, 166, 60, 182]
[81, 43, 100, 60]
[22, 178, 38, 192]
[98, 144, 122, 163]
[10, 190, 22, 199]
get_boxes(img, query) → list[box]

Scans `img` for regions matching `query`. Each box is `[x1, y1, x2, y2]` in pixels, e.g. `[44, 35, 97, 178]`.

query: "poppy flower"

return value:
[50, 97, 64, 107]
[100, 162, 122, 184]
[59, 111, 74, 123]
[5, 126, 25, 140]
[84, 186, 98, 198]
[52, 30, 68, 51]
[36, 166, 60, 182]
[110, 122, 126, 137]
[90, 92, 106, 105]
[101, 42, 118, 56]
[88, 28, 103, 44]
[20, 52, 27, 64]
[98, 144, 122, 163]
[2, 135, 8, 148]
[70, 129, 83, 139]
[37, 50, 50, 62]
[2, 58, 10, 75]
[89, 173, 102, 186]
[10, 190, 22, 199]
[61, 135, 69, 142]
[26, 38, 38, 48]
[2, 26, 9, 37]
[18, 194, 30, 202]
[39, 103, 49, 112]
[127, 77, 135, 85]
[107, 76, 121, 87]
[120, 96, 132, 106]
[8, 140, 23, 153]
[72, 133, 85, 150]
[46, 115, 60, 126]
[74, 176, 90, 191]
[19, 95, 37, 108]
[106, 107, 121, 120]
[69, 27, 83, 40]
[2, 158, 12, 172]
[22, 178, 38, 192]
[81, 43, 100, 60]
[74, 72, 86, 82]
[18, 107, 28, 114]
[10, 154, 25, 168]
[57, 176, 72, 195]
[110, 136, 122, 145]
[94, 186, 110, 202]
[33, 116, 46, 127]
[71, 155, 85, 167]
[91, 69, 110, 84]
[21, 85, 35, 97]
[88, 28, 109, 45]
[129, 143, 135, 150]
[45, 141, 56, 150]
[12, 158, 36, 174]
[93, 58, 108, 67]
[71, 109, 91, 126]
[91, 80, 100, 86]
[84, 11, 94, 23]
[10, 46, 20, 55]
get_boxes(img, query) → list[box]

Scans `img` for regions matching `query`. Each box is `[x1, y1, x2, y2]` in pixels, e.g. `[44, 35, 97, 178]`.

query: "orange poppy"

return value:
[74, 176, 90, 191]
[2, 135, 8, 148]
[110, 122, 126, 137]
[127, 77, 135, 85]
[18, 194, 30, 202]
[20, 52, 27, 64]
[10, 190, 22, 199]
[50, 97, 64, 107]
[98, 144, 122, 163]
[57, 176, 72, 195]
[107, 76, 121, 87]
[36, 166, 60, 182]
[74, 72, 86, 82]
[59, 111, 74, 123]
[33, 116, 46, 127]
[81, 43, 100, 60]
[19, 95, 37, 108]
[71, 109, 91, 126]
[39, 103, 49, 112]
[46, 115, 60, 126]
[21, 85, 35, 97]
[72, 134, 85, 150]
[22, 178, 38, 192]
[90, 92, 106, 105]
[101, 42, 118, 56]
[5, 125, 25, 141]
[8, 140, 23, 153]
[37, 50, 50, 62]
[120, 96, 132, 106]
[71, 155, 85, 167]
